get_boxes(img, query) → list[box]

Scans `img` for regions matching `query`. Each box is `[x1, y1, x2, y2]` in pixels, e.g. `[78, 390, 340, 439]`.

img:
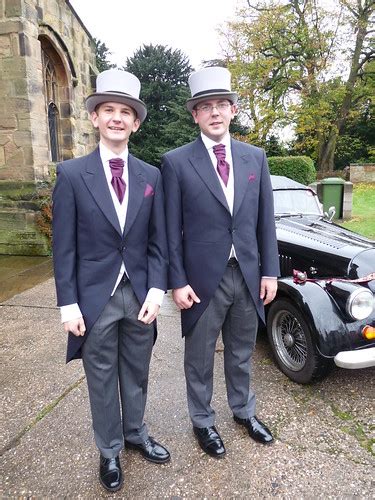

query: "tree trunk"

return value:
[319, 128, 338, 173]
[317, 0, 373, 174]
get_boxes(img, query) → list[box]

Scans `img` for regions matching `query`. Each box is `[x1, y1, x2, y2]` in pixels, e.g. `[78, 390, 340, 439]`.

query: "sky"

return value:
[69, 0, 241, 70]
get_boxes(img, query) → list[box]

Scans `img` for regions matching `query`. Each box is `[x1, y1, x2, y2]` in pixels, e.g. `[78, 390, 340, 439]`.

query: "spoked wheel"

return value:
[267, 299, 332, 384]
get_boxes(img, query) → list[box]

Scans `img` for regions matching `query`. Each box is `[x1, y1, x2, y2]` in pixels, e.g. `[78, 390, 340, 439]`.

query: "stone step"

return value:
[0, 230, 50, 255]
[0, 218, 50, 255]
[0, 199, 41, 210]
[0, 181, 52, 256]
[0, 209, 36, 230]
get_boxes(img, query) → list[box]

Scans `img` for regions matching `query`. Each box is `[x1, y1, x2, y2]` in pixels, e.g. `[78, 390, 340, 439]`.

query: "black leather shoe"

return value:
[193, 425, 226, 458]
[234, 415, 274, 444]
[99, 455, 123, 492]
[125, 437, 170, 464]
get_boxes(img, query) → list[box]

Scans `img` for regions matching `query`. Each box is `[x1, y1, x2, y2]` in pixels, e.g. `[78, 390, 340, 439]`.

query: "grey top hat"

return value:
[186, 67, 238, 112]
[86, 69, 147, 123]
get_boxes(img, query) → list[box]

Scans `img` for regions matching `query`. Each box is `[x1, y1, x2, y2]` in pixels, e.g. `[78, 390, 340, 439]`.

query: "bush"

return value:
[35, 196, 52, 247]
[34, 175, 55, 251]
[268, 156, 316, 185]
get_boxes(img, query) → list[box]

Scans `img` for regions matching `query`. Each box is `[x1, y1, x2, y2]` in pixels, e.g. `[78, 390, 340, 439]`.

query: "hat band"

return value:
[192, 88, 230, 98]
[101, 90, 133, 97]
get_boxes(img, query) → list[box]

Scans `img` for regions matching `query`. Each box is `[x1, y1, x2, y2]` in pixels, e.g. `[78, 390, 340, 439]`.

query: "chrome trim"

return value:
[334, 347, 375, 369]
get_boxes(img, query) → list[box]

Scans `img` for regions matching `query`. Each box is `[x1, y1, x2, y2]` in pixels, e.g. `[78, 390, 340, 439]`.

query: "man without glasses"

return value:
[53, 69, 170, 492]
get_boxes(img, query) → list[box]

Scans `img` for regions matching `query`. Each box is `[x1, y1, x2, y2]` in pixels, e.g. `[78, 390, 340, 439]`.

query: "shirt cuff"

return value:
[60, 303, 83, 323]
[145, 288, 165, 306]
[262, 276, 277, 279]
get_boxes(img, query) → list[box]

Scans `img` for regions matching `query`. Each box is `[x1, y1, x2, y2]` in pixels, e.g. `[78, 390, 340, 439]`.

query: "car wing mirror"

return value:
[324, 206, 336, 222]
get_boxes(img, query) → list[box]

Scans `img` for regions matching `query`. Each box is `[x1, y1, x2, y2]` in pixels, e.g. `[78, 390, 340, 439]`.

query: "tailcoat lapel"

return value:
[189, 137, 230, 212]
[123, 154, 146, 238]
[81, 147, 122, 235]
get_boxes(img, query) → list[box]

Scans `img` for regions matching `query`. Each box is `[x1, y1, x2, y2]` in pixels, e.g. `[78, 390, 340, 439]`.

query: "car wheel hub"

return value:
[272, 310, 308, 371]
[284, 333, 295, 347]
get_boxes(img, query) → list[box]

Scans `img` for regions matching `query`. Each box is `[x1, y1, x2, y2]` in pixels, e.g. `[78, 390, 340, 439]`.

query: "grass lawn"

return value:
[340, 183, 375, 239]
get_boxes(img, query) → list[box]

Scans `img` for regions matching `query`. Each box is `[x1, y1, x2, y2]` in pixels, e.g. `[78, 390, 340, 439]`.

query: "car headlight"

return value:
[326, 281, 374, 321]
[346, 288, 374, 320]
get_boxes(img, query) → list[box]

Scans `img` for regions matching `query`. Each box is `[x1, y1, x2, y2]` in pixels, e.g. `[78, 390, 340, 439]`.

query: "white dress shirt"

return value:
[60, 142, 164, 323]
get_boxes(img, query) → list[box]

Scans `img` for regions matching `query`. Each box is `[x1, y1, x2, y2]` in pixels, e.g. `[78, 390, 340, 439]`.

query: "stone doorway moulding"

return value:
[39, 33, 74, 163]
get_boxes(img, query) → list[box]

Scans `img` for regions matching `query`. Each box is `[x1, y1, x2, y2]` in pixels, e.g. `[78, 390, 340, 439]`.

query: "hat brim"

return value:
[186, 91, 238, 113]
[86, 92, 147, 123]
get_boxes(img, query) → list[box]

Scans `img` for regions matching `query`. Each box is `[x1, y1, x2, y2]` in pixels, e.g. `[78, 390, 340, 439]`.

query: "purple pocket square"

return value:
[248, 174, 256, 182]
[144, 183, 154, 197]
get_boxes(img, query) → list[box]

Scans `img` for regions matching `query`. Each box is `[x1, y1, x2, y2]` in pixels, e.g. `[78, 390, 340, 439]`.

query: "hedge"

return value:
[267, 156, 316, 185]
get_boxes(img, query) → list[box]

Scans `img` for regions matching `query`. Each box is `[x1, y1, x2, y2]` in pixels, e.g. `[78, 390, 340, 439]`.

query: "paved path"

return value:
[1, 278, 374, 498]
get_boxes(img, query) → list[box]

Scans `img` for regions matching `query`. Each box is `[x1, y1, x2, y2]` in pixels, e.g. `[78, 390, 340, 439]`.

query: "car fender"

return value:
[270, 278, 351, 358]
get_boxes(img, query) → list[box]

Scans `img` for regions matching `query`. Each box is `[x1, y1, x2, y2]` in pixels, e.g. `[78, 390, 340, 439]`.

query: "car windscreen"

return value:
[273, 188, 322, 215]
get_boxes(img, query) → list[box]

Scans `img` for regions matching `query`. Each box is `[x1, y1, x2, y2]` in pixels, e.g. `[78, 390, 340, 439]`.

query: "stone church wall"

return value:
[0, 0, 97, 254]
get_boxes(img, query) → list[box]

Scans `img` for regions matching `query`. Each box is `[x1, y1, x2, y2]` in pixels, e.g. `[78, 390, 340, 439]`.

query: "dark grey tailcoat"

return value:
[162, 136, 280, 335]
[52, 147, 168, 362]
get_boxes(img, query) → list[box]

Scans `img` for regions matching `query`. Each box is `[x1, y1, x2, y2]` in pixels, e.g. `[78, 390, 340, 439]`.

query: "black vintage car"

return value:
[266, 176, 375, 383]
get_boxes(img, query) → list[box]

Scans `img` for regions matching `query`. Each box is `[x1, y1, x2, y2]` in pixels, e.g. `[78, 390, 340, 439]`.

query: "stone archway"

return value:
[39, 35, 74, 161]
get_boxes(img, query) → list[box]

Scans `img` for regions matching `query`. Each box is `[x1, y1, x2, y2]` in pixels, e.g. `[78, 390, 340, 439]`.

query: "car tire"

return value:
[266, 299, 332, 384]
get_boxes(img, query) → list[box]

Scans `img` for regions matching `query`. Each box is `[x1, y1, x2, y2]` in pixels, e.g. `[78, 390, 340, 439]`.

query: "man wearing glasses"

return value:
[162, 67, 280, 458]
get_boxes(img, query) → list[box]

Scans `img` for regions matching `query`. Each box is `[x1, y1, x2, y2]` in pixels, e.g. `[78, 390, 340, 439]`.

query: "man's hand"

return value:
[138, 301, 160, 324]
[63, 317, 86, 337]
[173, 285, 201, 309]
[260, 278, 278, 305]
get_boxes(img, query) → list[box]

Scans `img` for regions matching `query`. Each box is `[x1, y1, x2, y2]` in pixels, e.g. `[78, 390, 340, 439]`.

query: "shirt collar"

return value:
[200, 132, 231, 152]
[99, 142, 128, 164]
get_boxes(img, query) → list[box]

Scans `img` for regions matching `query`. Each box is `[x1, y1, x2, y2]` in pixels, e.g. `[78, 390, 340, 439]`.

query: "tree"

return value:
[264, 135, 287, 156]
[94, 38, 116, 72]
[318, 0, 375, 172]
[336, 59, 375, 167]
[221, 0, 375, 172]
[221, 0, 327, 145]
[124, 44, 196, 166]
[293, 56, 375, 167]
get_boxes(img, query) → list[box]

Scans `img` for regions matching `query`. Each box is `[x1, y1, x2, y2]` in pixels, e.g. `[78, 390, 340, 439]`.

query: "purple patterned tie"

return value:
[213, 144, 230, 186]
[109, 158, 126, 204]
